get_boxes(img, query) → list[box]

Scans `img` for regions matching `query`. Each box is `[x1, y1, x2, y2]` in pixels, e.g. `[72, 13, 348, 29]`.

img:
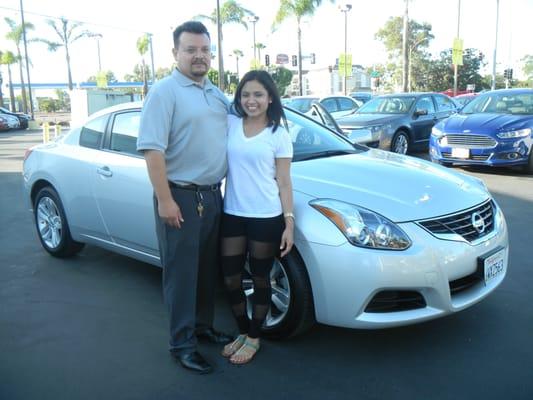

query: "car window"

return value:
[79, 115, 108, 149]
[434, 95, 455, 112]
[109, 111, 142, 156]
[415, 96, 436, 114]
[358, 96, 415, 114]
[320, 98, 338, 113]
[462, 92, 533, 115]
[338, 97, 356, 111]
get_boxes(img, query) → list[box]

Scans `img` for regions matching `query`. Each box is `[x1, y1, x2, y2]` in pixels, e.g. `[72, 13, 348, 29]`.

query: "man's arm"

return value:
[144, 150, 184, 228]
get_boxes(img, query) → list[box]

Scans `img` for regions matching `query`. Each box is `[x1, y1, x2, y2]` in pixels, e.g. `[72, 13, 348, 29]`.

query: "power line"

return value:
[0, 5, 152, 34]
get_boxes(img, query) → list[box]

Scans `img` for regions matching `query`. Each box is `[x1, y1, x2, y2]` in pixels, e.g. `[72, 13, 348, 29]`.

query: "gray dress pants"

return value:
[154, 186, 222, 355]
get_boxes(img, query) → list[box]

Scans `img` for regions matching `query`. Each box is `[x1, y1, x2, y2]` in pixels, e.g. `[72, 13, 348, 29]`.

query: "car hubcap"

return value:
[243, 259, 291, 328]
[37, 197, 62, 249]
[394, 135, 408, 154]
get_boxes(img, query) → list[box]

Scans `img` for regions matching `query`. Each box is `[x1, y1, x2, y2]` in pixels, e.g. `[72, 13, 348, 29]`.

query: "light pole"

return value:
[19, 0, 34, 118]
[339, 4, 352, 95]
[247, 15, 259, 66]
[453, 0, 461, 97]
[491, 0, 500, 91]
[94, 34, 103, 71]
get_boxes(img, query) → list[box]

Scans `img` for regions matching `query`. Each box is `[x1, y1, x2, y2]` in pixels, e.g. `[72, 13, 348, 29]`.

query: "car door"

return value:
[410, 95, 437, 146]
[90, 109, 159, 259]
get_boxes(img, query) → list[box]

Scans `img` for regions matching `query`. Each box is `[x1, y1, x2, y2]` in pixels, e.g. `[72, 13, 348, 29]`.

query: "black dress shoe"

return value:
[196, 328, 233, 344]
[177, 351, 213, 374]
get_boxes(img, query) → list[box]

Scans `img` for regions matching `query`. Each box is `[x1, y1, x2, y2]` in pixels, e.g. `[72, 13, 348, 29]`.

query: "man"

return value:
[137, 21, 231, 374]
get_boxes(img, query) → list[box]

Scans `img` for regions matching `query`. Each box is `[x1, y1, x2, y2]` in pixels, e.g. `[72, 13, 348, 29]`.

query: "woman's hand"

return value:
[279, 221, 294, 257]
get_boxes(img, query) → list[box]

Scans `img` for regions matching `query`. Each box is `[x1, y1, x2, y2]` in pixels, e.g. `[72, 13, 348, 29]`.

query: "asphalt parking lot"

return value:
[1, 130, 532, 400]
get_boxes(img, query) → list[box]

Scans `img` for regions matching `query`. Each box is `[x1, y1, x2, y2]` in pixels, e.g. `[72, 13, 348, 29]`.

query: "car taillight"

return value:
[23, 148, 33, 162]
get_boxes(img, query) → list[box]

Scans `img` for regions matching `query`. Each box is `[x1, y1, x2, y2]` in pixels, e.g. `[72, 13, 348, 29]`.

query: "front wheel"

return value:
[34, 186, 84, 257]
[391, 131, 410, 154]
[523, 150, 533, 175]
[243, 249, 315, 339]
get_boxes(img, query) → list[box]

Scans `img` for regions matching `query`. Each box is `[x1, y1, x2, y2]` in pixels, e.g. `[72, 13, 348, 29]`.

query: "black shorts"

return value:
[221, 213, 285, 243]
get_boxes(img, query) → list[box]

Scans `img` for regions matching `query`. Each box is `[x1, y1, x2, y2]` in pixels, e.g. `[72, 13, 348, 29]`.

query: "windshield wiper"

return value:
[295, 149, 357, 161]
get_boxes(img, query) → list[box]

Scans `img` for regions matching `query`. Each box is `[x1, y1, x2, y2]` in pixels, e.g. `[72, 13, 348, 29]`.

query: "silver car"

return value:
[23, 102, 509, 338]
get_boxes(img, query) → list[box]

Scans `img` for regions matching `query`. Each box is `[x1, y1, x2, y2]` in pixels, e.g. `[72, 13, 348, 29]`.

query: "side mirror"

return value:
[414, 108, 428, 117]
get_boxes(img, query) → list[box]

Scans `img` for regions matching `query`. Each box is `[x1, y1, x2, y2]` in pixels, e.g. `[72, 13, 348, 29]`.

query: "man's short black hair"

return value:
[173, 21, 210, 48]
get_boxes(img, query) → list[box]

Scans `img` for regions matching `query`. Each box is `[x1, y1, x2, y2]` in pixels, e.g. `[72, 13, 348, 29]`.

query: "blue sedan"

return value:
[430, 88, 533, 173]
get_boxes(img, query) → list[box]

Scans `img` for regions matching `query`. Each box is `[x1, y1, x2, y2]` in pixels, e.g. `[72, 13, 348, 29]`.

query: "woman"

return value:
[221, 70, 294, 365]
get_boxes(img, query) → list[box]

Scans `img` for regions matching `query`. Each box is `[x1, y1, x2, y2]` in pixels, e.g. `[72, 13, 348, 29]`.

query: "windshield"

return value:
[284, 98, 319, 113]
[283, 108, 363, 161]
[461, 92, 533, 115]
[357, 96, 415, 114]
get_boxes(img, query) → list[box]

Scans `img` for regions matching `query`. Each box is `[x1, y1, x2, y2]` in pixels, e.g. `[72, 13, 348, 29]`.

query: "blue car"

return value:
[430, 88, 533, 173]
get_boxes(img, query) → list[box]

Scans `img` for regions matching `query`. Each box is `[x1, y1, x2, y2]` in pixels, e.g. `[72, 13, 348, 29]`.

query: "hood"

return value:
[292, 149, 489, 222]
[336, 113, 403, 127]
[440, 113, 533, 133]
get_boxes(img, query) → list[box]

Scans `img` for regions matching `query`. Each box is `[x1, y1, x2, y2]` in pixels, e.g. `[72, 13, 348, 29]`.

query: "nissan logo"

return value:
[471, 212, 485, 233]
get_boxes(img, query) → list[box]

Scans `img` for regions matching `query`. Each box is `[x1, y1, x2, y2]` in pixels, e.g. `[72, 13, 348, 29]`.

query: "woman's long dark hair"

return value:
[234, 70, 287, 132]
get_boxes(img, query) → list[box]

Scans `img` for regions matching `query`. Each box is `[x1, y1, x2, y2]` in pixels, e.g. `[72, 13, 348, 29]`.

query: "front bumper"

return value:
[298, 203, 508, 329]
[430, 134, 532, 167]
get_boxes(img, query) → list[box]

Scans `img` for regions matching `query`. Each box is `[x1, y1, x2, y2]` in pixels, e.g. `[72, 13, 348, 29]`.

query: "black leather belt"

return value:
[168, 181, 220, 191]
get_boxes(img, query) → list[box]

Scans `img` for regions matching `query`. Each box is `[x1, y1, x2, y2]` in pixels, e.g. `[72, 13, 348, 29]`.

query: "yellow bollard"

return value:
[54, 124, 61, 138]
[42, 122, 50, 143]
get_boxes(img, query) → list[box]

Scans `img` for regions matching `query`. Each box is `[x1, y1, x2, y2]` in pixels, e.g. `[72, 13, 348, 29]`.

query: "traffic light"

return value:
[292, 55, 297, 67]
[310, 53, 316, 64]
[508, 68, 513, 80]
[265, 54, 270, 66]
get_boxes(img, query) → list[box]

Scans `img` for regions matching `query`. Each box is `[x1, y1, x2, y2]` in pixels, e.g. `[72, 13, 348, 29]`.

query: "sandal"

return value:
[221, 334, 247, 358]
[229, 338, 260, 365]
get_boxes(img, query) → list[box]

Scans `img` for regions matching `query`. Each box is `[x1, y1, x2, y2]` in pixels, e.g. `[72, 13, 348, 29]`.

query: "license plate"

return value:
[451, 147, 469, 158]
[478, 248, 506, 285]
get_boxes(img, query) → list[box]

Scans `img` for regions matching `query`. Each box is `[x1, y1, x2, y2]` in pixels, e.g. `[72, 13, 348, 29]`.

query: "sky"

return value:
[0, 0, 531, 87]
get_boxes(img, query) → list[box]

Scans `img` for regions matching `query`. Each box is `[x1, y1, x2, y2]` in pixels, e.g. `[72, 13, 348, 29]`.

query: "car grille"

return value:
[441, 134, 497, 148]
[417, 200, 495, 242]
[441, 152, 490, 161]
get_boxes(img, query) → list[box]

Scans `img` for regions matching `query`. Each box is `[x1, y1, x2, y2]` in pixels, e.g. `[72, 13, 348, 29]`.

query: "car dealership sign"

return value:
[276, 54, 289, 64]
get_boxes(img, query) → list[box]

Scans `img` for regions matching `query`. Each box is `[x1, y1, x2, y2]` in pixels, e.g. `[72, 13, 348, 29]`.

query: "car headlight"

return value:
[309, 199, 411, 250]
[496, 128, 531, 139]
[431, 126, 444, 138]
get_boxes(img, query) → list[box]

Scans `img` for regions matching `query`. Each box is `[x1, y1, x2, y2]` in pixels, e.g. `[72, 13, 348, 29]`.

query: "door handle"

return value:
[97, 166, 113, 177]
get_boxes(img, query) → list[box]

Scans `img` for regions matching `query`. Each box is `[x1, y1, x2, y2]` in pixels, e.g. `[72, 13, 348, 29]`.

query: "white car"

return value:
[23, 102, 509, 338]
[3, 113, 21, 129]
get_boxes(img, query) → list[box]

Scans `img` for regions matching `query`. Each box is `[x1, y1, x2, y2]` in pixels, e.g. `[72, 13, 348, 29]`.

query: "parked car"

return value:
[337, 92, 459, 154]
[430, 88, 533, 173]
[349, 91, 373, 104]
[284, 95, 361, 119]
[1, 113, 21, 130]
[23, 102, 508, 338]
[0, 107, 30, 129]
[453, 93, 478, 108]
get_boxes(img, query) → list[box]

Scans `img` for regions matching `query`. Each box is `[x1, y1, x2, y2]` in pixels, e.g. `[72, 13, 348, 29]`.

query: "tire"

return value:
[391, 131, 410, 154]
[523, 150, 533, 175]
[243, 249, 315, 339]
[34, 186, 84, 257]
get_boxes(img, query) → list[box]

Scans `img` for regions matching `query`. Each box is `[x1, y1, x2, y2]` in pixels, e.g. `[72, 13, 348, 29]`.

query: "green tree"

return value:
[232, 49, 244, 78]
[0, 50, 18, 111]
[54, 89, 70, 111]
[522, 55, 533, 83]
[195, 0, 253, 91]
[137, 34, 150, 97]
[4, 17, 35, 113]
[270, 66, 293, 96]
[375, 16, 434, 91]
[87, 70, 118, 83]
[255, 42, 266, 64]
[274, 0, 333, 96]
[424, 48, 488, 92]
[155, 67, 172, 80]
[40, 17, 100, 90]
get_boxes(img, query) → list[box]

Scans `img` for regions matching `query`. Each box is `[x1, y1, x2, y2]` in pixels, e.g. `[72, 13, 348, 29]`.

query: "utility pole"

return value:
[402, 0, 409, 92]
[216, 0, 225, 91]
[453, 0, 461, 97]
[491, 0, 500, 91]
[148, 33, 156, 84]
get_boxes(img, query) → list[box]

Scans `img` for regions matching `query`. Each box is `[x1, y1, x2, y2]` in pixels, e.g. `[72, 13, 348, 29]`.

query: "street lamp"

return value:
[247, 15, 259, 65]
[339, 4, 352, 95]
[94, 34, 103, 71]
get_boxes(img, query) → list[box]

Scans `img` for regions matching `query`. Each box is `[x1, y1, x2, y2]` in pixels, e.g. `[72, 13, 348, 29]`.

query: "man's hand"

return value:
[158, 198, 184, 228]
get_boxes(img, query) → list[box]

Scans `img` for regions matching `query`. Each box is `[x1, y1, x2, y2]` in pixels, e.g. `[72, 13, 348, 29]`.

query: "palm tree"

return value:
[255, 43, 266, 64]
[274, 0, 332, 95]
[232, 49, 243, 79]
[195, 0, 253, 90]
[0, 50, 18, 111]
[40, 17, 100, 90]
[4, 17, 34, 113]
[137, 34, 150, 97]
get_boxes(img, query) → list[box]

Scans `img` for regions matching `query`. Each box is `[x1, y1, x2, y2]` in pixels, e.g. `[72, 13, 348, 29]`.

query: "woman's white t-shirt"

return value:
[224, 115, 293, 218]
